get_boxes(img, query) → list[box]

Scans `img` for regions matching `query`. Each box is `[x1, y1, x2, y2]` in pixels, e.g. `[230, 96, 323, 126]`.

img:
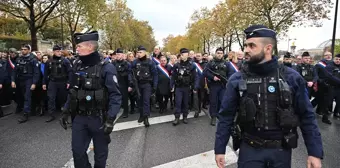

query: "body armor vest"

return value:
[211, 60, 227, 79]
[16, 56, 33, 75]
[135, 59, 152, 82]
[175, 62, 192, 87]
[49, 58, 67, 80]
[299, 64, 313, 81]
[332, 65, 340, 79]
[114, 60, 129, 77]
[71, 60, 108, 113]
[239, 65, 299, 132]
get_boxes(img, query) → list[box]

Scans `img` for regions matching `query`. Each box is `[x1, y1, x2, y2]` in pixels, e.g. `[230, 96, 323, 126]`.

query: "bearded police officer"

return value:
[60, 31, 122, 168]
[170, 48, 199, 125]
[131, 46, 158, 127]
[295, 51, 317, 98]
[43, 45, 73, 122]
[113, 48, 133, 118]
[215, 25, 323, 168]
[12, 44, 40, 123]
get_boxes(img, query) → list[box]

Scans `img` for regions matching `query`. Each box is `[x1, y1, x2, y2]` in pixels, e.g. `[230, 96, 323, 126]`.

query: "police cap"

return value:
[284, 52, 292, 58]
[301, 51, 310, 57]
[335, 54, 340, 58]
[137, 46, 146, 51]
[180, 48, 189, 54]
[73, 31, 99, 44]
[53, 45, 62, 51]
[116, 48, 124, 54]
[244, 25, 276, 40]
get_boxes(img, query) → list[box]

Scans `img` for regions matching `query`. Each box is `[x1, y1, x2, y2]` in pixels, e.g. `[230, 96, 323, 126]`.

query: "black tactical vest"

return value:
[299, 64, 313, 81]
[49, 58, 67, 80]
[211, 60, 227, 78]
[135, 59, 152, 82]
[332, 65, 340, 79]
[71, 59, 108, 113]
[16, 56, 33, 75]
[239, 65, 299, 131]
[114, 60, 128, 77]
[175, 62, 192, 87]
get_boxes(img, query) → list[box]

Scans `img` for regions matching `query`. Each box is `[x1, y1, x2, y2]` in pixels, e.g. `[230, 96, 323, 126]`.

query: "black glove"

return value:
[103, 118, 115, 135]
[59, 114, 69, 130]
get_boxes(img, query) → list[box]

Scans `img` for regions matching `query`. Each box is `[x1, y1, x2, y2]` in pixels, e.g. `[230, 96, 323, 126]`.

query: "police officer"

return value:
[113, 48, 133, 118]
[59, 31, 121, 168]
[283, 52, 295, 69]
[203, 47, 231, 126]
[131, 46, 158, 127]
[332, 54, 340, 118]
[43, 45, 73, 122]
[215, 25, 323, 168]
[314, 51, 340, 124]
[171, 48, 198, 125]
[12, 44, 40, 123]
[0, 53, 12, 117]
[295, 52, 317, 98]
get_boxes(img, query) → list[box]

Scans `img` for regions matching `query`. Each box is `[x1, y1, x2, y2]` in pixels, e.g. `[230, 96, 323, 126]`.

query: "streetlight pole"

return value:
[331, 0, 339, 56]
[287, 38, 296, 52]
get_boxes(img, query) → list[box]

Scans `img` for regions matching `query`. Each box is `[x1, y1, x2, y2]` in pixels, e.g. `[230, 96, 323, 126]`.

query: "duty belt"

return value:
[243, 133, 282, 149]
[78, 110, 101, 116]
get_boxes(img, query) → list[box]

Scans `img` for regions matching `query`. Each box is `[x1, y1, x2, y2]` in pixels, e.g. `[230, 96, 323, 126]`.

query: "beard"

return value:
[246, 50, 265, 64]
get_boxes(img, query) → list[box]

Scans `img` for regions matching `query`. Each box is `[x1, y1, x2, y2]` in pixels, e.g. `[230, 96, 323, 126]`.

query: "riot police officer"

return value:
[131, 46, 158, 127]
[295, 52, 316, 98]
[332, 54, 340, 117]
[0, 54, 11, 117]
[113, 48, 133, 118]
[215, 25, 323, 168]
[283, 52, 295, 69]
[60, 31, 121, 168]
[170, 48, 198, 125]
[43, 45, 73, 122]
[11, 44, 40, 123]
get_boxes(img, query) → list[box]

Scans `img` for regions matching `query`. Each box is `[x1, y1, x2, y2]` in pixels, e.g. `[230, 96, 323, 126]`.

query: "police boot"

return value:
[138, 114, 144, 123]
[183, 116, 188, 124]
[18, 113, 29, 124]
[144, 116, 150, 127]
[45, 114, 55, 123]
[210, 117, 217, 126]
[322, 115, 332, 125]
[173, 117, 180, 126]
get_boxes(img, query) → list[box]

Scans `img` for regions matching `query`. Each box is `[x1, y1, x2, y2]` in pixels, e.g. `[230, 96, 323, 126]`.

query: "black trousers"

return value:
[156, 92, 169, 110]
[120, 86, 129, 115]
[316, 83, 332, 116]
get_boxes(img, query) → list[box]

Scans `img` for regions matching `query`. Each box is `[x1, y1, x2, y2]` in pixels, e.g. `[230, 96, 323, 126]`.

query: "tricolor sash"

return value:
[157, 64, 170, 79]
[194, 62, 203, 75]
[229, 62, 239, 72]
[8, 59, 15, 69]
[152, 57, 160, 65]
[317, 61, 326, 68]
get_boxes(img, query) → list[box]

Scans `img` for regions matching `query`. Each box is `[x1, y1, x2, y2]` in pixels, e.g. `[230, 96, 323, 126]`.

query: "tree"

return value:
[0, 15, 28, 36]
[0, 0, 60, 50]
[334, 39, 340, 55]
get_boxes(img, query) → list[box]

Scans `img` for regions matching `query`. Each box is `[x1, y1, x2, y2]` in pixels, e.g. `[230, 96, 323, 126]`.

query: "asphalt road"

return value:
[1, 103, 340, 168]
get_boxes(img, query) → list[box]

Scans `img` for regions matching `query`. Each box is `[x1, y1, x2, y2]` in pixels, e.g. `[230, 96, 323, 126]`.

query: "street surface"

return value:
[0, 103, 340, 168]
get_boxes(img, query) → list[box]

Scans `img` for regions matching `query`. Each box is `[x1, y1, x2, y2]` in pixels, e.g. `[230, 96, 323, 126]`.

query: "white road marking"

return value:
[152, 146, 238, 168]
[113, 111, 206, 132]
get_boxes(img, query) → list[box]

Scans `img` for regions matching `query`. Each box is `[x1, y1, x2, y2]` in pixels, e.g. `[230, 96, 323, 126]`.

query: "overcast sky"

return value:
[126, 0, 339, 51]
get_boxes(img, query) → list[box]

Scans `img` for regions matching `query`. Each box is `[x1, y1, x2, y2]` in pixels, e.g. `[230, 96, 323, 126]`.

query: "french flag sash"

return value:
[229, 62, 239, 72]
[152, 57, 160, 65]
[8, 59, 15, 69]
[317, 61, 327, 67]
[157, 64, 170, 79]
[194, 62, 203, 75]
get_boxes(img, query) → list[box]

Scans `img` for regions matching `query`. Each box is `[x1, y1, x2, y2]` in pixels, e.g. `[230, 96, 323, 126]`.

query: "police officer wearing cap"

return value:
[42, 45, 73, 122]
[0, 52, 12, 117]
[283, 52, 295, 69]
[12, 44, 40, 123]
[131, 46, 158, 127]
[215, 25, 323, 168]
[60, 31, 122, 168]
[113, 48, 133, 118]
[295, 51, 317, 98]
[170, 48, 199, 125]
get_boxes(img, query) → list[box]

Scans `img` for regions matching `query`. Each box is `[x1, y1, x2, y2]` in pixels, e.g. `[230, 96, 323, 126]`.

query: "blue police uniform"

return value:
[131, 46, 158, 127]
[330, 55, 340, 117]
[12, 49, 40, 123]
[215, 25, 323, 168]
[43, 45, 73, 122]
[62, 31, 122, 168]
[0, 58, 12, 116]
[170, 48, 199, 125]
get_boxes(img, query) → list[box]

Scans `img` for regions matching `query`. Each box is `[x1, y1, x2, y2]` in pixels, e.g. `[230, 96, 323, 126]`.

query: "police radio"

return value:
[278, 79, 292, 107]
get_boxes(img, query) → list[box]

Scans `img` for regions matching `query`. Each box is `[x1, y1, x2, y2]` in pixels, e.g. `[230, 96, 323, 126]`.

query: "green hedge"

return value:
[0, 35, 31, 52]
